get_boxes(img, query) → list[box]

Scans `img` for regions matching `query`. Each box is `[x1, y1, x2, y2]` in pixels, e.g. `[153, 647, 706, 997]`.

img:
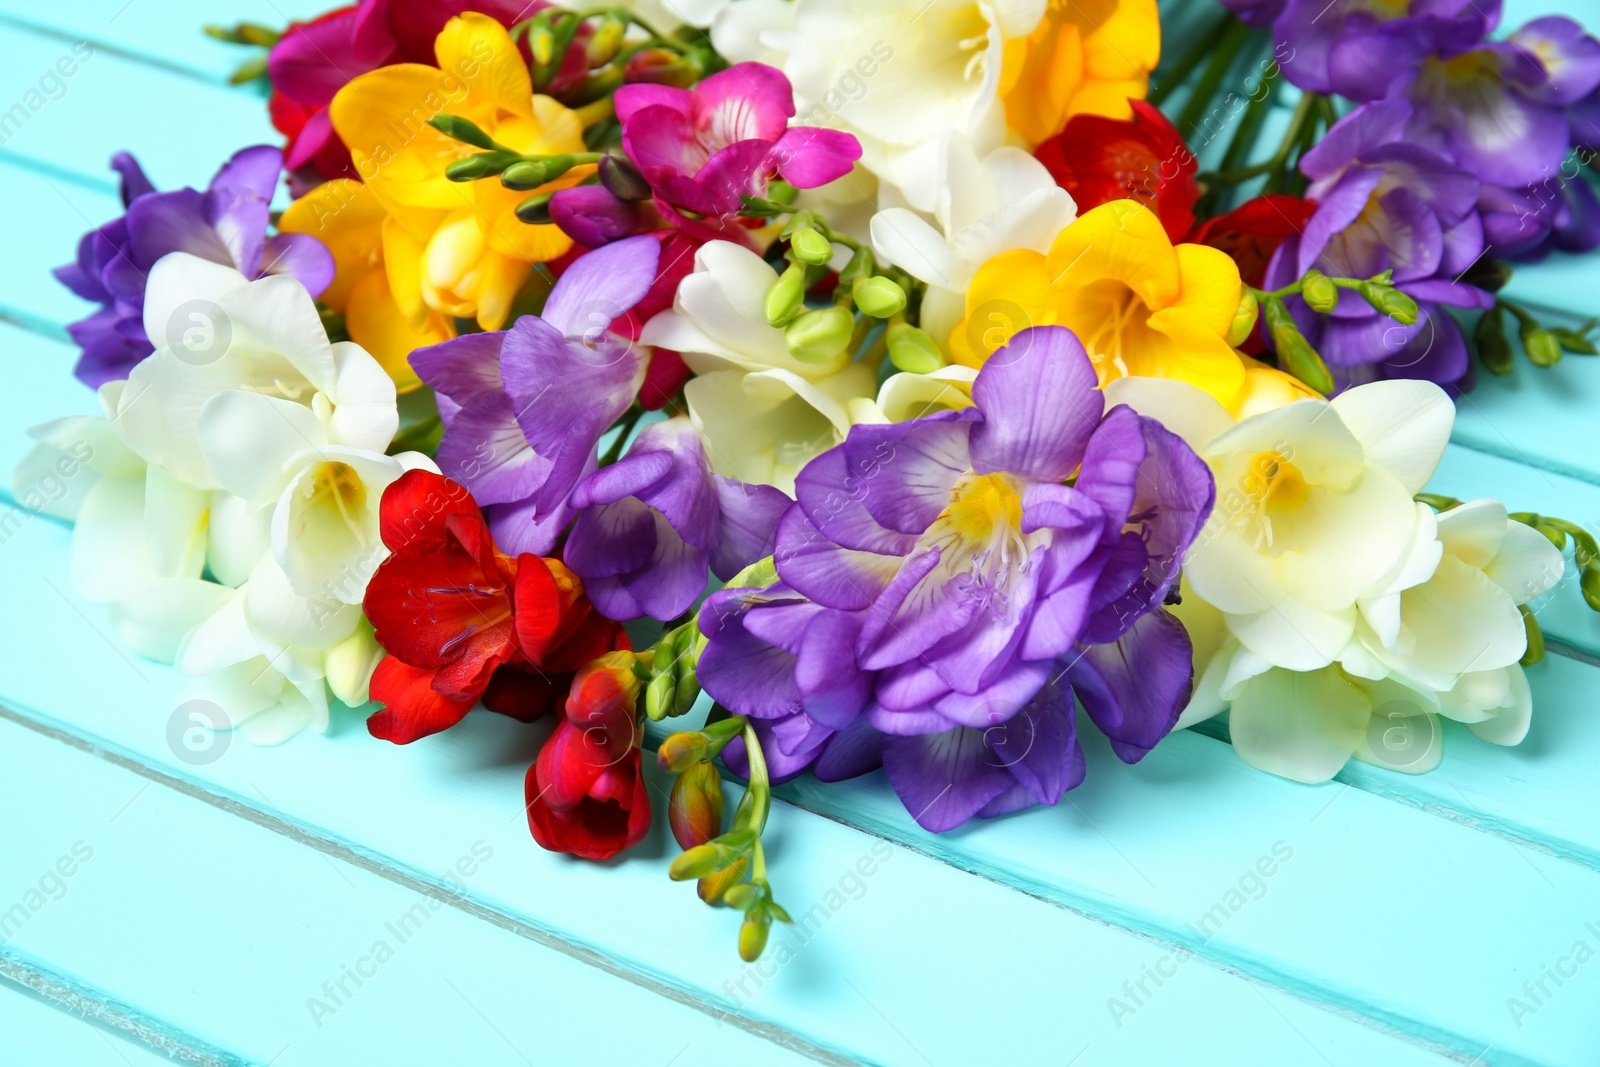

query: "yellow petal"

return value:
[1046, 200, 1181, 310]
[277, 179, 384, 313]
[330, 64, 473, 210]
[1085, 0, 1160, 77]
[381, 215, 431, 323]
[1142, 307, 1248, 405]
[345, 269, 454, 392]
[433, 13, 533, 121]
[951, 248, 1060, 367]
[1171, 242, 1245, 338]
[473, 252, 532, 332]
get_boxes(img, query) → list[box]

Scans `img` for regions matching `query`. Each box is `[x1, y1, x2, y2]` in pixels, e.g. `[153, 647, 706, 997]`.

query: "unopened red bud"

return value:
[669, 762, 724, 850]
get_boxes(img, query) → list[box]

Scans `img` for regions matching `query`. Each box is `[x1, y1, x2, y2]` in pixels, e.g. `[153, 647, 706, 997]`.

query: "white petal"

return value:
[270, 446, 402, 603]
[71, 475, 152, 602]
[871, 209, 961, 289]
[328, 340, 398, 452]
[141, 252, 249, 354]
[144, 465, 211, 578]
[1329, 379, 1453, 494]
[1228, 666, 1371, 783]
[875, 365, 977, 422]
[214, 273, 337, 395]
[1466, 665, 1532, 745]
[1485, 515, 1565, 605]
[207, 491, 272, 588]
[177, 588, 256, 675]
[951, 186, 1077, 280]
[243, 553, 360, 652]
[672, 241, 793, 370]
[108, 576, 233, 664]
[1102, 376, 1233, 453]
[198, 391, 327, 502]
[1399, 554, 1526, 681]
[326, 621, 383, 708]
[1434, 498, 1507, 567]
[1228, 599, 1356, 672]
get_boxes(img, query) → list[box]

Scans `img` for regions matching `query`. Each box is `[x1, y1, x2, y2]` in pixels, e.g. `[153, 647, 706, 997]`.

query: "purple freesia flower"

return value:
[698, 326, 1214, 832]
[615, 62, 861, 219]
[1265, 101, 1492, 387]
[54, 146, 335, 389]
[565, 418, 791, 621]
[410, 234, 664, 555]
[1219, 0, 1284, 29]
[1273, 0, 1497, 100]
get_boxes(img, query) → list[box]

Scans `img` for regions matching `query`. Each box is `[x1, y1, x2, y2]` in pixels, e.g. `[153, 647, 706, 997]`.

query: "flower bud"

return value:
[1272, 326, 1334, 396]
[428, 113, 498, 150]
[739, 908, 772, 962]
[886, 321, 944, 374]
[587, 15, 627, 66]
[785, 307, 855, 364]
[515, 191, 555, 225]
[1523, 326, 1563, 368]
[625, 48, 699, 87]
[765, 264, 807, 327]
[1226, 287, 1259, 347]
[1583, 565, 1600, 613]
[657, 730, 710, 774]
[669, 762, 724, 850]
[674, 664, 700, 717]
[645, 671, 676, 722]
[668, 829, 756, 880]
[789, 226, 834, 266]
[598, 154, 650, 202]
[445, 151, 517, 182]
[1360, 283, 1419, 326]
[503, 155, 575, 191]
[1475, 311, 1514, 376]
[853, 276, 908, 318]
[1521, 604, 1546, 666]
[837, 246, 876, 285]
[1301, 270, 1339, 314]
[697, 856, 750, 903]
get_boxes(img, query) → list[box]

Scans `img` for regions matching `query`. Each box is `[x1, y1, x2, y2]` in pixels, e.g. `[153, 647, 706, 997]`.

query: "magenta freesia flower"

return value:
[697, 326, 1215, 832]
[615, 62, 861, 218]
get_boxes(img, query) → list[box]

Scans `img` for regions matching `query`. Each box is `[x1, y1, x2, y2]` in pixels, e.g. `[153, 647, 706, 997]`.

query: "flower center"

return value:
[305, 461, 369, 548]
[1076, 281, 1146, 378]
[942, 471, 1024, 543]
[1240, 449, 1308, 549]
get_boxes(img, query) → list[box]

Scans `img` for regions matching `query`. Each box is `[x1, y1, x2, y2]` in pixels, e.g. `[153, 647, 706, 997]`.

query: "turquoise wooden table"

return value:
[2, 2, 1599, 1064]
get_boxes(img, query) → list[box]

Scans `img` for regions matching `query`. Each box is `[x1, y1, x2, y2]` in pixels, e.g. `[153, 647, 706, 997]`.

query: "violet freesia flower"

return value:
[1273, 0, 1496, 100]
[54, 147, 334, 389]
[410, 235, 665, 556]
[1219, 0, 1284, 29]
[565, 418, 790, 621]
[616, 62, 861, 219]
[697, 326, 1215, 831]
[1264, 101, 1492, 387]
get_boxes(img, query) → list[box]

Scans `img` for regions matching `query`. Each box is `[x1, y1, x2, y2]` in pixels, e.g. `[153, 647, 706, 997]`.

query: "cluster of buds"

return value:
[644, 617, 706, 722]
[1477, 298, 1596, 375]
[1252, 269, 1421, 395]
[516, 6, 721, 94]
[660, 714, 792, 961]
[430, 114, 621, 224]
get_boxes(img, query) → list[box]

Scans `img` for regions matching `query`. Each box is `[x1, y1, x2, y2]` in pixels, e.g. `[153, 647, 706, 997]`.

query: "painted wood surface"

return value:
[0, 4, 1597, 1066]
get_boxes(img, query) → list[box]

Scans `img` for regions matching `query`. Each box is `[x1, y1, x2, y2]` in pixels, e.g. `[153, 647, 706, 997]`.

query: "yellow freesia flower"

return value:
[279, 180, 452, 392]
[326, 12, 588, 334]
[950, 199, 1250, 408]
[1000, 0, 1161, 146]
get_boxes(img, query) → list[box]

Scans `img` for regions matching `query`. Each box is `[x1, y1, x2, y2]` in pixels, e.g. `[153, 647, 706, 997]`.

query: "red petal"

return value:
[512, 555, 565, 660]
[534, 719, 611, 810]
[378, 470, 480, 553]
[482, 666, 562, 722]
[366, 656, 476, 744]
[523, 754, 651, 861]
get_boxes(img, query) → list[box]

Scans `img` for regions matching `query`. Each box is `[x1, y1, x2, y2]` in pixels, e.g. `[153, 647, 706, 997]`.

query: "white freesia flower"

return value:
[641, 240, 876, 493]
[552, 0, 733, 30]
[870, 132, 1076, 347]
[712, 0, 1035, 211]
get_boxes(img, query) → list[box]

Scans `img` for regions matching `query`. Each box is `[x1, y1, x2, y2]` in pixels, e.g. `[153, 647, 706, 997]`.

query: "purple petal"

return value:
[812, 719, 884, 781]
[697, 588, 806, 719]
[774, 506, 901, 611]
[882, 728, 1015, 832]
[1069, 609, 1192, 763]
[929, 660, 1051, 729]
[410, 331, 507, 409]
[969, 326, 1103, 482]
[844, 412, 975, 536]
[565, 497, 658, 580]
[582, 511, 710, 621]
[434, 394, 546, 506]
[1300, 101, 1413, 181]
[110, 152, 155, 205]
[550, 186, 649, 247]
[543, 234, 663, 340]
[260, 233, 335, 296]
[986, 676, 1085, 807]
[125, 189, 232, 268]
[711, 476, 791, 579]
[790, 442, 919, 555]
[614, 83, 692, 125]
[691, 64, 793, 147]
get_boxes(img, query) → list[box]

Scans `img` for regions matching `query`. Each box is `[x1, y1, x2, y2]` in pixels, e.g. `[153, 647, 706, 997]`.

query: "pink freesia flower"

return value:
[616, 62, 861, 218]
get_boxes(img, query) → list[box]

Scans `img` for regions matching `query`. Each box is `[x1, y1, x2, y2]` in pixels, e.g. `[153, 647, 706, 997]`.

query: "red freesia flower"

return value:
[363, 470, 625, 744]
[1035, 100, 1199, 242]
[1190, 194, 1319, 289]
[525, 653, 652, 860]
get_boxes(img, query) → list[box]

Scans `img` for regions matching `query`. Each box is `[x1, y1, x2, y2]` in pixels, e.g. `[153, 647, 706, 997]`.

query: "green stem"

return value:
[599, 406, 644, 466]
[1176, 19, 1257, 139]
[741, 722, 771, 834]
[1199, 91, 1320, 188]
[1150, 10, 1239, 108]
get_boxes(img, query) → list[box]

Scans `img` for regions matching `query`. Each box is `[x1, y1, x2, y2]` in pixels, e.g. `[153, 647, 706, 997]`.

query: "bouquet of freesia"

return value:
[24, 0, 1600, 960]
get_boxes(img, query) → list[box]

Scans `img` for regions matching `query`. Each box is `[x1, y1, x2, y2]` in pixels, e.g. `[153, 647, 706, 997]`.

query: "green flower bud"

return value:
[503, 155, 575, 191]
[1553, 328, 1599, 355]
[668, 829, 756, 881]
[428, 113, 499, 150]
[1360, 282, 1419, 326]
[1523, 327, 1564, 368]
[657, 730, 710, 774]
[697, 856, 750, 904]
[598, 154, 650, 202]
[669, 762, 724, 850]
[514, 191, 555, 225]
[645, 671, 676, 722]
[1301, 270, 1339, 314]
[727, 556, 779, 591]
[1475, 310, 1514, 376]
[1226, 287, 1259, 347]
[1583, 565, 1600, 613]
[739, 908, 772, 962]
[587, 15, 627, 66]
[1272, 326, 1335, 396]
[853, 276, 908, 318]
[445, 152, 518, 182]
[785, 306, 856, 364]
[886, 321, 944, 374]
[789, 226, 834, 266]
[530, 26, 557, 67]
[765, 264, 807, 327]
[1520, 605, 1545, 666]
[674, 665, 700, 718]
[722, 883, 761, 912]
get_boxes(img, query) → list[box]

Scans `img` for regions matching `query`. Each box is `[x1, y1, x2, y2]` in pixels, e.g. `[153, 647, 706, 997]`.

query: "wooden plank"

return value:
[0, 513, 1462, 1066]
[0, 978, 180, 1067]
[0, 714, 825, 1067]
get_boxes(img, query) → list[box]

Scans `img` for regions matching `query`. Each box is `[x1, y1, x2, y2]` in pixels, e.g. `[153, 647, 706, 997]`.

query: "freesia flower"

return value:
[525, 651, 652, 860]
[1106, 375, 1454, 674]
[411, 235, 669, 555]
[869, 132, 1077, 350]
[950, 200, 1250, 409]
[565, 418, 791, 621]
[1032, 100, 1196, 243]
[1273, 0, 1497, 100]
[328, 13, 591, 333]
[698, 325, 1215, 830]
[55, 147, 334, 388]
[1190, 195, 1319, 291]
[1175, 499, 1562, 783]
[639, 240, 878, 493]
[616, 61, 860, 221]
[1262, 101, 1492, 388]
[711, 0, 1158, 211]
[1220, 0, 1284, 28]
[363, 471, 626, 744]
